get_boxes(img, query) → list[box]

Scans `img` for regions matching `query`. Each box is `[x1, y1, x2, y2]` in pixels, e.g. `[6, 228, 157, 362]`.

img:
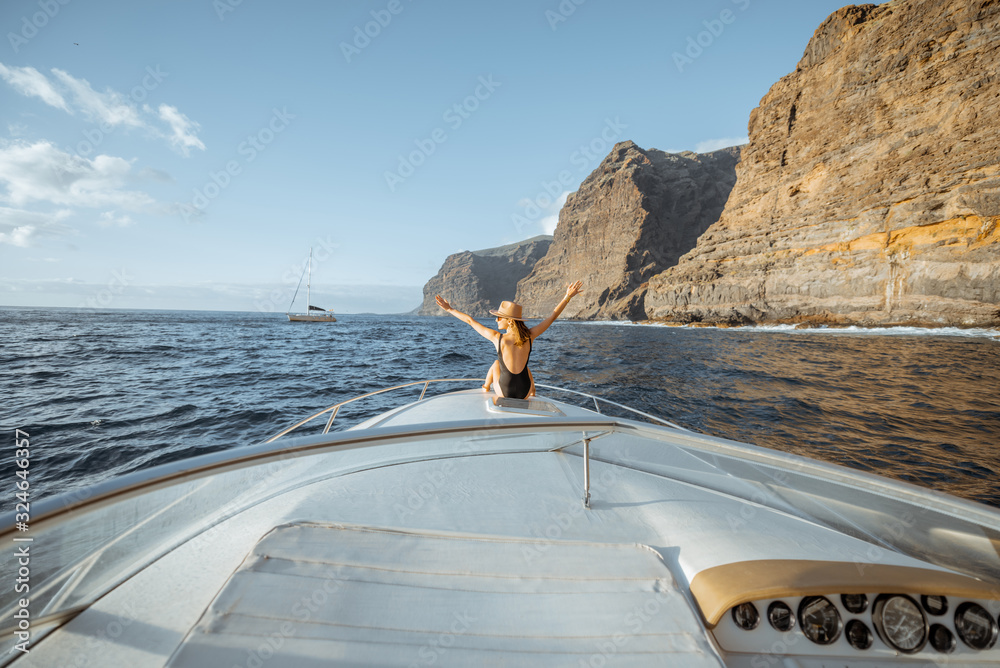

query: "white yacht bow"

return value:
[3, 380, 999, 666]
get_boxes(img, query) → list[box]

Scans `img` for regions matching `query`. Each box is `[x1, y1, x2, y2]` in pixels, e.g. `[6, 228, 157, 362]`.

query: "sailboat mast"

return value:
[287, 246, 333, 321]
[306, 247, 312, 313]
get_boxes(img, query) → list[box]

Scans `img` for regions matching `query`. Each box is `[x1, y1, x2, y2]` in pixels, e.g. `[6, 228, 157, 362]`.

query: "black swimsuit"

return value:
[496, 336, 532, 399]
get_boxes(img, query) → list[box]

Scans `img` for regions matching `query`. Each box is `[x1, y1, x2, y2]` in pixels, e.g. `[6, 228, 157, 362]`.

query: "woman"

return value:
[434, 280, 583, 399]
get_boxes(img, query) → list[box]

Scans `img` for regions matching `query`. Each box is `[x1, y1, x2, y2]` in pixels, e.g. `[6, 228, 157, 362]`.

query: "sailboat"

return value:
[286, 247, 337, 322]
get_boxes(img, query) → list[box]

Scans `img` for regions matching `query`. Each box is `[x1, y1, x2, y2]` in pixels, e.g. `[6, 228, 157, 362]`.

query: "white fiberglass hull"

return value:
[3, 387, 999, 667]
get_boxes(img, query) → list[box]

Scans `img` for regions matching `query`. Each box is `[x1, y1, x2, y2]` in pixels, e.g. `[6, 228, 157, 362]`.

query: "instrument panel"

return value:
[713, 592, 1000, 660]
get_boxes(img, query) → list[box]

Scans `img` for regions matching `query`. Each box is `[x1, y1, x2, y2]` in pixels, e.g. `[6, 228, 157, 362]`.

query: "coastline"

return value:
[570, 319, 1000, 339]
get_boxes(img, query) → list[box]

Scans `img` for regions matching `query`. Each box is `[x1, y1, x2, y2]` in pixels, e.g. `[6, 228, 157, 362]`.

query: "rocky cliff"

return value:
[417, 236, 552, 316]
[645, 0, 1000, 327]
[515, 141, 741, 320]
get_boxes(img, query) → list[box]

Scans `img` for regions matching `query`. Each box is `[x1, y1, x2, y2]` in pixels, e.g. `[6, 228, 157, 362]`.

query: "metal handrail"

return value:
[264, 378, 691, 443]
[264, 379, 481, 443]
[533, 383, 690, 432]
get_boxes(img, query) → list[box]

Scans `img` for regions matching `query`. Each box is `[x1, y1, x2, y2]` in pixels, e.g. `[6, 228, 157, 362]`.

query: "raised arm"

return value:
[529, 280, 582, 339]
[435, 295, 497, 341]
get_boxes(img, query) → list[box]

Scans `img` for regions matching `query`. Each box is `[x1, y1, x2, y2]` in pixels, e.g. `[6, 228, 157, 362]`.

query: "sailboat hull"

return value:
[287, 313, 337, 322]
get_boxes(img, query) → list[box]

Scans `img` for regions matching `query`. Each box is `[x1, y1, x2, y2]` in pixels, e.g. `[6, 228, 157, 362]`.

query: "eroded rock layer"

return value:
[417, 236, 552, 317]
[515, 141, 740, 320]
[645, 0, 1000, 327]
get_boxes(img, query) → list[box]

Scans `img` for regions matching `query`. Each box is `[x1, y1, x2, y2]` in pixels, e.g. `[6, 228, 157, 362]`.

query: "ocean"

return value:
[3, 307, 999, 508]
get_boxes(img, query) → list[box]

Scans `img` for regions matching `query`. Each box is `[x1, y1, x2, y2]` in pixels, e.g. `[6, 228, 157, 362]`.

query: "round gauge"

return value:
[929, 623, 956, 653]
[873, 594, 928, 653]
[798, 596, 842, 645]
[845, 619, 873, 650]
[768, 601, 795, 632]
[732, 602, 760, 630]
[954, 602, 999, 650]
[841, 593, 869, 614]
[922, 595, 948, 616]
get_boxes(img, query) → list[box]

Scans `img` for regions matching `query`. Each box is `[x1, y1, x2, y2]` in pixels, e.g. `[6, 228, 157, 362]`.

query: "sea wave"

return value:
[3, 309, 998, 508]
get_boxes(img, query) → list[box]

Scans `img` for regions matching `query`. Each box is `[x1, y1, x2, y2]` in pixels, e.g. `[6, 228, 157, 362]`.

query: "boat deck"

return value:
[9, 389, 1000, 666]
[167, 522, 719, 667]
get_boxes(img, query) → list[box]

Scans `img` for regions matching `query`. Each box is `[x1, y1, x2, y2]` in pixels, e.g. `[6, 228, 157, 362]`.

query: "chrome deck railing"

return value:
[263, 378, 690, 443]
[533, 383, 690, 433]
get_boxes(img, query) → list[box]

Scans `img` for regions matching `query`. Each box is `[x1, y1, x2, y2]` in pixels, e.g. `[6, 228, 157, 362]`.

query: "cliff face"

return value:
[646, 0, 1000, 327]
[515, 141, 741, 320]
[417, 236, 552, 316]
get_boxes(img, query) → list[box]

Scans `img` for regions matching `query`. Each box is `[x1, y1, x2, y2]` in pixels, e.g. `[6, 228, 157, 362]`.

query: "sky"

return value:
[0, 0, 858, 313]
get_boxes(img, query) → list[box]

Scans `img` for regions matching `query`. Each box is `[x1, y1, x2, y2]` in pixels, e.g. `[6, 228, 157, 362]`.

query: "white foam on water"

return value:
[568, 320, 642, 326]
[572, 320, 1000, 339]
[740, 324, 1000, 339]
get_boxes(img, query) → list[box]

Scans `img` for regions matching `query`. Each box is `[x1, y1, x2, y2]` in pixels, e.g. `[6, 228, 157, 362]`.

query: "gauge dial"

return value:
[954, 602, 999, 650]
[873, 594, 928, 653]
[768, 601, 795, 632]
[841, 593, 869, 614]
[732, 602, 760, 630]
[846, 619, 873, 650]
[798, 596, 842, 645]
[922, 595, 948, 616]
[930, 623, 956, 653]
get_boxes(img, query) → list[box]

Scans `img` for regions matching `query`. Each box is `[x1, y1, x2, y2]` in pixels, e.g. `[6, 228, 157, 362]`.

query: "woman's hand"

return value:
[436, 296, 495, 341]
[564, 280, 583, 301]
[528, 280, 582, 339]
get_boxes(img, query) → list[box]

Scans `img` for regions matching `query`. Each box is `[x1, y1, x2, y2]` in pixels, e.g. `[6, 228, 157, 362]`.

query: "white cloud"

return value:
[0, 206, 74, 247]
[0, 63, 69, 112]
[98, 210, 133, 227]
[539, 190, 570, 235]
[0, 63, 205, 155]
[693, 136, 749, 153]
[0, 141, 154, 210]
[138, 166, 174, 183]
[0, 224, 34, 246]
[50, 68, 144, 128]
[158, 104, 206, 156]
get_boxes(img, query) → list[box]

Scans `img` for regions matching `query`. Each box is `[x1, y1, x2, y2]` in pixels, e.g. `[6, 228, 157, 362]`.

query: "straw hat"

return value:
[489, 301, 525, 321]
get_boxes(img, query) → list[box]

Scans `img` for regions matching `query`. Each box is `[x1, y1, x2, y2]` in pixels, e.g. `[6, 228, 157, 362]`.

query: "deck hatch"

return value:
[167, 522, 722, 667]
[490, 396, 563, 415]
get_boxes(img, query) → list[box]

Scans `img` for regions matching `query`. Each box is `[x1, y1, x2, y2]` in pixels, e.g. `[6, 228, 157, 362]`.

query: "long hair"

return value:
[509, 319, 531, 347]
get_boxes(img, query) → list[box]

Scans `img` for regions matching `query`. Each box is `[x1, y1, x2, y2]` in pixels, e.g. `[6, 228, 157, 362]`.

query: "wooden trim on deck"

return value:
[691, 559, 999, 627]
